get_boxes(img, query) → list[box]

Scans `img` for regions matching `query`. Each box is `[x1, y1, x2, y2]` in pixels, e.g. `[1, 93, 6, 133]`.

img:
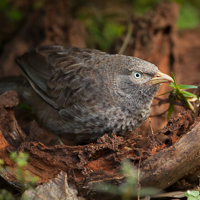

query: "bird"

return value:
[0, 45, 173, 144]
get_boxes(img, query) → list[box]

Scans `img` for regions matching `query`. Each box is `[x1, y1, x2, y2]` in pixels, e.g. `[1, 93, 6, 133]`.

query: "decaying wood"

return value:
[140, 122, 200, 189]
[0, 91, 200, 200]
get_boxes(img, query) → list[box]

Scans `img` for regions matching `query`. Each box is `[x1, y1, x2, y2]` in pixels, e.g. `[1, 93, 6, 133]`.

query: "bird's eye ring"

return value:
[133, 72, 141, 79]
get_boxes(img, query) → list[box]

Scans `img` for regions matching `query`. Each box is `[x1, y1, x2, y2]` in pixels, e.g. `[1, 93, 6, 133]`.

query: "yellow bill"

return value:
[150, 71, 173, 85]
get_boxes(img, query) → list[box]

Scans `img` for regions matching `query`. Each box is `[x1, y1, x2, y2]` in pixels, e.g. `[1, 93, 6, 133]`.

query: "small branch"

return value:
[148, 117, 157, 147]
[148, 118, 154, 135]
[137, 156, 141, 200]
[118, 22, 133, 55]
[149, 109, 168, 117]
[154, 97, 183, 107]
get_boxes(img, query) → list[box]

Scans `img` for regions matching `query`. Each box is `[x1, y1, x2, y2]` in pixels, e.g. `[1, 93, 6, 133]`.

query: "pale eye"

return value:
[133, 72, 141, 79]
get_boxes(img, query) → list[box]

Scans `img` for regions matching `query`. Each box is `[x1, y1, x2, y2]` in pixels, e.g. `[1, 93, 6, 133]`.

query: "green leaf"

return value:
[0, 189, 15, 200]
[171, 72, 178, 88]
[156, 89, 175, 97]
[33, 1, 43, 9]
[176, 1, 200, 30]
[10, 152, 17, 160]
[185, 190, 200, 198]
[0, 159, 4, 165]
[182, 91, 197, 99]
[177, 91, 194, 110]
[167, 104, 174, 121]
[79, 9, 125, 51]
[178, 85, 198, 89]
[131, 0, 163, 15]
[191, 191, 200, 197]
[186, 99, 194, 110]
[30, 176, 39, 185]
[7, 9, 23, 21]
[169, 72, 195, 110]
[95, 183, 120, 195]
[169, 84, 175, 88]
[0, 0, 8, 10]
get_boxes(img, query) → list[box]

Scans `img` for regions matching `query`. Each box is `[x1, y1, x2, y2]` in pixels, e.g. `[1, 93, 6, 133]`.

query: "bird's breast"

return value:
[104, 104, 151, 135]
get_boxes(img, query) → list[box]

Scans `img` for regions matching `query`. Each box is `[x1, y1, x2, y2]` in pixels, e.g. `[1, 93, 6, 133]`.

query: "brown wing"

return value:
[16, 45, 104, 110]
[16, 45, 117, 140]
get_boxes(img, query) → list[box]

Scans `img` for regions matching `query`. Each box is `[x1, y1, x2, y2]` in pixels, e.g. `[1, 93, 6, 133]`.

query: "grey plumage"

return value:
[3, 45, 173, 144]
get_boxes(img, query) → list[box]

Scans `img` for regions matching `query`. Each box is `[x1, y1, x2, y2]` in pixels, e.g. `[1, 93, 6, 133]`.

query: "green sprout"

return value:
[0, 189, 15, 200]
[77, 7, 125, 51]
[0, 152, 38, 198]
[185, 190, 200, 200]
[158, 72, 199, 120]
[95, 160, 160, 200]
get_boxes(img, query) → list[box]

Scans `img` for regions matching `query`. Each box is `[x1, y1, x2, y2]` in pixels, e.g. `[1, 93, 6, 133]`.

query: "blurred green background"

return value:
[0, 0, 200, 51]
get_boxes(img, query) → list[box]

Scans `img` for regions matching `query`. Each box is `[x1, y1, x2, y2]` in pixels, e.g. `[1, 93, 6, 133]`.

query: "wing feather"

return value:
[16, 45, 103, 112]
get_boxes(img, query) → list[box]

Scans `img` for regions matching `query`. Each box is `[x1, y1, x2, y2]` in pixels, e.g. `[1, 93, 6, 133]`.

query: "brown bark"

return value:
[140, 122, 200, 189]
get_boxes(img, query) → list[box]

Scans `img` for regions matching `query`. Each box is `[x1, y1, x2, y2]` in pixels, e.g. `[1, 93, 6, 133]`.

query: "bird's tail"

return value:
[0, 76, 31, 100]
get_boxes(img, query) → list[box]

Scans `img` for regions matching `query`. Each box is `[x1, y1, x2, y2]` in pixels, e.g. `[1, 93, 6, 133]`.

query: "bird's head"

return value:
[113, 56, 173, 109]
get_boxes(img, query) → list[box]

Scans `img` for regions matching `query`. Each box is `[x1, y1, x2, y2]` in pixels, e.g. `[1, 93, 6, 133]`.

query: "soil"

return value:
[0, 1, 200, 199]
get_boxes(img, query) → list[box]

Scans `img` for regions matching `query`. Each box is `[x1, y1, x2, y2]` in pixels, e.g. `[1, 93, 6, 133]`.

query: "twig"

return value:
[149, 109, 168, 117]
[137, 156, 141, 200]
[154, 97, 183, 107]
[148, 117, 157, 147]
[118, 22, 133, 54]
[148, 118, 154, 135]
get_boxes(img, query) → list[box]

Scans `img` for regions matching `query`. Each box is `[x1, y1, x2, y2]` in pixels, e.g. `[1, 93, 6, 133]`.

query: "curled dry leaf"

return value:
[22, 171, 85, 200]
